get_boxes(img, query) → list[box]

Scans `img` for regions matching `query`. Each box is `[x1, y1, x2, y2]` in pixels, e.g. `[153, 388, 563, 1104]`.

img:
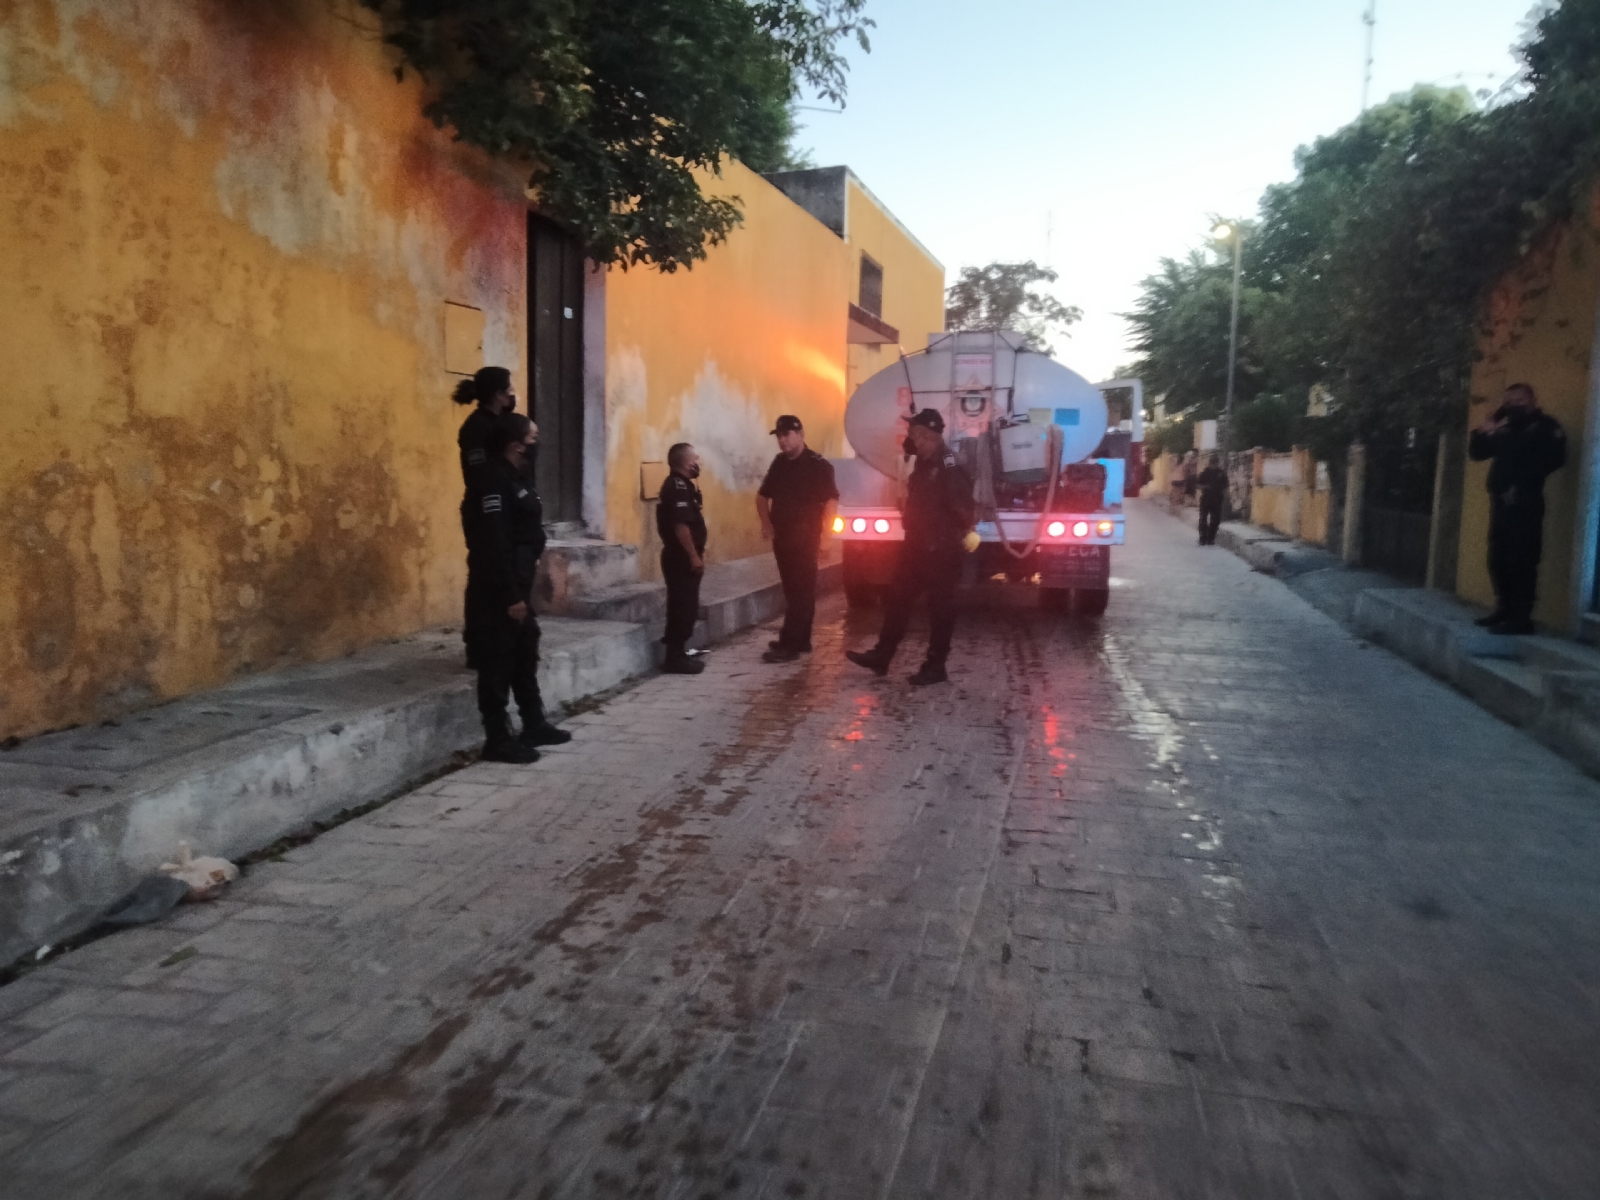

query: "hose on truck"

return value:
[993, 424, 1066, 561]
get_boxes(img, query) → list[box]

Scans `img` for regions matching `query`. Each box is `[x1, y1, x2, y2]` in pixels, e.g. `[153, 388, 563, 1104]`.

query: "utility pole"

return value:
[1361, 0, 1377, 112]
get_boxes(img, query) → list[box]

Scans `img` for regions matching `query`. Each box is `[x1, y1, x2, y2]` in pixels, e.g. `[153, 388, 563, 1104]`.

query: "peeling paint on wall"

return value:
[0, 0, 528, 738]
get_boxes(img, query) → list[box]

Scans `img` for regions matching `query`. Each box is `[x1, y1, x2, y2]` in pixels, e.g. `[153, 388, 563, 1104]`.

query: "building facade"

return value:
[0, 0, 944, 740]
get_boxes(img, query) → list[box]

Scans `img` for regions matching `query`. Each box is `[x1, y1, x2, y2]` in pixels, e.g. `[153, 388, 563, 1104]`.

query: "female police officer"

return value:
[463, 412, 572, 762]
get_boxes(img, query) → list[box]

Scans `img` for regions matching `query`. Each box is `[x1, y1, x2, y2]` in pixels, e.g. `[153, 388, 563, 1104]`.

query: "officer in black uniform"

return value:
[758, 415, 839, 663]
[1195, 454, 1228, 546]
[846, 409, 977, 686]
[453, 366, 517, 665]
[464, 412, 573, 762]
[1467, 382, 1567, 634]
[658, 442, 708, 675]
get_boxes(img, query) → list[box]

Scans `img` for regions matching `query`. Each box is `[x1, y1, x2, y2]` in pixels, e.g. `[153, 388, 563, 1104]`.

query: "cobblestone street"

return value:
[2, 500, 1598, 1199]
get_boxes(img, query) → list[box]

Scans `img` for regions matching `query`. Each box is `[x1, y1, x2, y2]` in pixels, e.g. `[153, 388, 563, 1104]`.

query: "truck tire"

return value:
[1073, 588, 1110, 616]
[1041, 587, 1073, 613]
[845, 582, 878, 610]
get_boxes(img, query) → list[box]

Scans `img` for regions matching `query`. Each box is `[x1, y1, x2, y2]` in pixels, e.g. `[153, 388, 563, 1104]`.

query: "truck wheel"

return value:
[845, 583, 878, 610]
[1073, 588, 1110, 617]
[1040, 587, 1073, 613]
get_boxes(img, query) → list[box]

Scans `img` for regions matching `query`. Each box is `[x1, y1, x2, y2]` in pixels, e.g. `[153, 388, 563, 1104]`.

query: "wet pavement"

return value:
[2, 499, 1598, 1199]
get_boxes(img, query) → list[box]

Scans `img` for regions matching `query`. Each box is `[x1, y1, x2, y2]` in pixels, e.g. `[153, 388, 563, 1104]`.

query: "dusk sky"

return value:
[795, 0, 1548, 382]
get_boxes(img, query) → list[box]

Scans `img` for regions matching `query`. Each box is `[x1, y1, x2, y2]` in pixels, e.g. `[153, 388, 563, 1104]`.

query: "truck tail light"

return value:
[873, 518, 891, 534]
[851, 518, 868, 533]
[1047, 521, 1066, 538]
[832, 517, 845, 533]
[1097, 521, 1114, 536]
[1072, 521, 1090, 538]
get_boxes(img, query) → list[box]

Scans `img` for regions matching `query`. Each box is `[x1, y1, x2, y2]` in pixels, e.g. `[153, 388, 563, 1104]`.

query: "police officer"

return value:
[1468, 382, 1567, 634]
[453, 366, 517, 664]
[464, 412, 573, 762]
[758, 415, 839, 663]
[658, 443, 707, 675]
[1195, 454, 1227, 546]
[846, 409, 977, 686]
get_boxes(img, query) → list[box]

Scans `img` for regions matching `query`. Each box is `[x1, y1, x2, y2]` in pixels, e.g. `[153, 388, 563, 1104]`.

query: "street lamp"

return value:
[1212, 221, 1244, 455]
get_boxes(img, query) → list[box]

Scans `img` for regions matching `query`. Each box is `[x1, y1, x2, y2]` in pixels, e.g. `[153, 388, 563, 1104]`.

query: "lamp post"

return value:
[1212, 221, 1244, 454]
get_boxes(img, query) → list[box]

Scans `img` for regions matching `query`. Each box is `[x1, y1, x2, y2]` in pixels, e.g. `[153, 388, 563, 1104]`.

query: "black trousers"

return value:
[661, 547, 703, 653]
[875, 545, 961, 668]
[773, 523, 822, 650]
[469, 601, 543, 743]
[1198, 494, 1224, 544]
[1488, 495, 1544, 623]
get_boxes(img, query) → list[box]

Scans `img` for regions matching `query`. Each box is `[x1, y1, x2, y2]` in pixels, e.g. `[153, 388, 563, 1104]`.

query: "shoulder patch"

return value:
[466, 449, 485, 465]
[481, 494, 502, 513]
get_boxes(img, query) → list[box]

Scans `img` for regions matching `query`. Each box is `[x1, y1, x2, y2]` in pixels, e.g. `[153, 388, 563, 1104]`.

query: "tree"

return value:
[943, 261, 1082, 352]
[362, 0, 871, 270]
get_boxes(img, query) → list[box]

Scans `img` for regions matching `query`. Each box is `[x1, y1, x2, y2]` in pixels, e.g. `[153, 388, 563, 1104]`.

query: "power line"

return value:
[1361, 0, 1377, 112]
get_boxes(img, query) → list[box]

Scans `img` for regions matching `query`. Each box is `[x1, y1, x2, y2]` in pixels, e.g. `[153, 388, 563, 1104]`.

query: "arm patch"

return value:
[482, 494, 503, 513]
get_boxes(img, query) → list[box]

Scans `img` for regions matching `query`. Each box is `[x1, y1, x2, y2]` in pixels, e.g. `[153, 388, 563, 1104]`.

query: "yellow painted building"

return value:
[603, 164, 944, 576]
[0, 1, 946, 738]
[1456, 203, 1600, 633]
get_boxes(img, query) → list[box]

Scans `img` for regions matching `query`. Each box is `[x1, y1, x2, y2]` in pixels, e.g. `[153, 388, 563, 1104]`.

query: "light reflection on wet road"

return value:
[2, 501, 1599, 1199]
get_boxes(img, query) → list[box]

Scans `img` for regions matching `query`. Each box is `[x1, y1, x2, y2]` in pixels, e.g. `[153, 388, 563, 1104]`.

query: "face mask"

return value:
[687, 463, 701, 480]
[902, 436, 916, 456]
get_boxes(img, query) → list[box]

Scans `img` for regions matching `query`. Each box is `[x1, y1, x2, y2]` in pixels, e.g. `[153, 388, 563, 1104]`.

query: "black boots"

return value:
[483, 737, 539, 764]
[663, 650, 705, 675]
[908, 663, 949, 687]
[845, 648, 891, 676]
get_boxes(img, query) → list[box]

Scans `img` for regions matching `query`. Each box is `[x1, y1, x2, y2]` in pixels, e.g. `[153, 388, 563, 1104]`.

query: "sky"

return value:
[794, 0, 1548, 382]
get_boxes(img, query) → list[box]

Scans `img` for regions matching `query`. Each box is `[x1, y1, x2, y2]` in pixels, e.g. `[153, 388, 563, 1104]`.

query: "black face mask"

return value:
[687, 463, 701, 480]
[902, 436, 916, 456]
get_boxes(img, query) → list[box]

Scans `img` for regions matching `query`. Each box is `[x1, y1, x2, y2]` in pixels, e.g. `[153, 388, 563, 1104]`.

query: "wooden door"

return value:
[528, 214, 585, 524]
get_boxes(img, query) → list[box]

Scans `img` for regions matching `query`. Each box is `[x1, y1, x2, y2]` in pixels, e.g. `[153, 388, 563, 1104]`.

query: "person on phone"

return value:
[1467, 382, 1567, 635]
[464, 412, 572, 761]
[658, 443, 708, 675]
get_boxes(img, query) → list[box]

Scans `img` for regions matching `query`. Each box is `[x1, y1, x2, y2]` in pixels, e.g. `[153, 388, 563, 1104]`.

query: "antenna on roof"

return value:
[1361, 0, 1376, 112]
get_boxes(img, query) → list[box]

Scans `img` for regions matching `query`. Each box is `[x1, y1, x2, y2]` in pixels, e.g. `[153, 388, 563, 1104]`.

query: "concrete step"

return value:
[1456, 655, 1546, 728]
[535, 539, 640, 614]
[1515, 635, 1600, 675]
[566, 580, 668, 626]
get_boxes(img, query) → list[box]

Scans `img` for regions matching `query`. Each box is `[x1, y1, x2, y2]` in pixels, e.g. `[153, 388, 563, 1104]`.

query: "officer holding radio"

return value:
[847, 408, 978, 686]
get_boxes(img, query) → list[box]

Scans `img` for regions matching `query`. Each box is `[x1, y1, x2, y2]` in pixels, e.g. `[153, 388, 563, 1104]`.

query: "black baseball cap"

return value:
[770, 414, 803, 435]
[905, 408, 945, 434]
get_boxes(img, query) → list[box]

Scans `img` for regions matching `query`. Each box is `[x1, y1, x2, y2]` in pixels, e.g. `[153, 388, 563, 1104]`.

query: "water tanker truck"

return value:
[830, 331, 1142, 615]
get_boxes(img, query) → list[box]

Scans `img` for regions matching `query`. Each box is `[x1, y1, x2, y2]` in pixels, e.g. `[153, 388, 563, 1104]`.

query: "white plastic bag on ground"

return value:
[158, 841, 239, 901]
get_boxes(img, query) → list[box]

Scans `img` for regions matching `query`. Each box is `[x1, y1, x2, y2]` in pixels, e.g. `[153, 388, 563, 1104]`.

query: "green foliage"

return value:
[944, 261, 1082, 352]
[1128, 0, 1600, 450]
[362, 0, 871, 270]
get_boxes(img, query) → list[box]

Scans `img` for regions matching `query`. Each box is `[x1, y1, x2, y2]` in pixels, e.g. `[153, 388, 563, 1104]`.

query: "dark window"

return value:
[858, 254, 884, 318]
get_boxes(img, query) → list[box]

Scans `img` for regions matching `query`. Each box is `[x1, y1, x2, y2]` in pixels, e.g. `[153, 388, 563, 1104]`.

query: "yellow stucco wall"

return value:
[604, 163, 945, 577]
[844, 176, 947, 399]
[0, 0, 527, 738]
[1456, 207, 1600, 629]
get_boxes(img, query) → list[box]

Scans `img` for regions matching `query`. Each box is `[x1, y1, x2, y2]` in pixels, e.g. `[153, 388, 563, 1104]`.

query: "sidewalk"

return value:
[1, 552, 838, 966]
[1155, 497, 1600, 780]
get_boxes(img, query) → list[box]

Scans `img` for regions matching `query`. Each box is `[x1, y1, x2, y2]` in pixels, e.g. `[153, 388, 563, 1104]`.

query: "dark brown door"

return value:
[528, 214, 585, 524]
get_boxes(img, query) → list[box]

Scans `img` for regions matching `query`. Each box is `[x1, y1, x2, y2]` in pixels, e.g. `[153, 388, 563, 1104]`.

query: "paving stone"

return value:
[1, 503, 1598, 1196]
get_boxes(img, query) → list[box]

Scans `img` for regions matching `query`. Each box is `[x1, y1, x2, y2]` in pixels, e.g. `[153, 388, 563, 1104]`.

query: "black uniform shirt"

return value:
[1196, 466, 1228, 500]
[465, 456, 546, 608]
[903, 447, 976, 552]
[457, 406, 498, 487]
[1468, 408, 1567, 506]
[759, 448, 839, 531]
[657, 472, 707, 555]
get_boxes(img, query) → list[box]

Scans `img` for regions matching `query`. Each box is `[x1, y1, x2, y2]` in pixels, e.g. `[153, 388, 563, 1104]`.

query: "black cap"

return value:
[905, 408, 945, 434]
[770, 414, 803, 436]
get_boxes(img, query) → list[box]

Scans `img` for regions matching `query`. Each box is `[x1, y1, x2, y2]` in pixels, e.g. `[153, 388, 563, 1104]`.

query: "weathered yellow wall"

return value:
[605, 162, 900, 577]
[0, 0, 527, 738]
[844, 176, 947, 398]
[1457, 207, 1600, 629]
